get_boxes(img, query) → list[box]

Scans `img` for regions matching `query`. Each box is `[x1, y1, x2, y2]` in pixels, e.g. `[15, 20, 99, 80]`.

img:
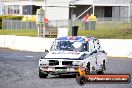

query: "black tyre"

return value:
[76, 76, 86, 85]
[97, 60, 105, 74]
[85, 62, 90, 75]
[97, 70, 104, 74]
[103, 60, 106, 70]
[39, 68, 48, 78]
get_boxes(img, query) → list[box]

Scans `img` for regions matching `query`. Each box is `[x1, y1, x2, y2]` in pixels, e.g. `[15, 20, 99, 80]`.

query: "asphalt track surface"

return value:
[0, 48, 132, 88]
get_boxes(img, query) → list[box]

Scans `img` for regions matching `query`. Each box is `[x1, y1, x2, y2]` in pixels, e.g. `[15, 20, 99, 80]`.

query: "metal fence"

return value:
[2, 17, 132, 30]
[2, 19, 37, 30]
[73, 17, 132, 30]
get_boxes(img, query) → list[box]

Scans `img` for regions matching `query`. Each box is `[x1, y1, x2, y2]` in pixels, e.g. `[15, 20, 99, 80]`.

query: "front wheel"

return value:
[76, 76, 87, 85]
[39, 68, 48, 78]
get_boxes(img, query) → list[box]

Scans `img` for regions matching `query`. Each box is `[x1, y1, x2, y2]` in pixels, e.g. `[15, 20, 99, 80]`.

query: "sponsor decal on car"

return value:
[52, 52, 80, 55]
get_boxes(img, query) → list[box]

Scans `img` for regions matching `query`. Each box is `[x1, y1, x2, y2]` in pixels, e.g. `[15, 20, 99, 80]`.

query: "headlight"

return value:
[39, 60, 49, 66]
[72, 61, 83, 66]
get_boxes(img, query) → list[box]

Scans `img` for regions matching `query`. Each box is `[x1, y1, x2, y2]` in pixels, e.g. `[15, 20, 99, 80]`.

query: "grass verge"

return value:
[78, 29, 132, 39]
[0, 28, 132, 39]
[0, 29, 37, 37]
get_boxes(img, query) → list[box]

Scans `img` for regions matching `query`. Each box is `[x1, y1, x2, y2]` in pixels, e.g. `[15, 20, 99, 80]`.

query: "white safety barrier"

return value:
[0, 35, 55, 52]
[99, 39, 132, 58]
[0, 35, 132, 58]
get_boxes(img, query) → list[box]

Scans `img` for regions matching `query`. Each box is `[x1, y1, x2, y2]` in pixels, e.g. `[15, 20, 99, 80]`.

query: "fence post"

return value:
[7, 20, 9, 29]
[15, 20, 17, 30]
[2, 19, 3, 29]
[21, 21, 22, 30]
[11, 20, 13, 30]
[68, 19, 72, 36]
[131, 16, 132, 30]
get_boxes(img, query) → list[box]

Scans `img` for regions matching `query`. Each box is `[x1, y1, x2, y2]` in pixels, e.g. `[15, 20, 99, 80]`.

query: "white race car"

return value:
[39, 36, 107, 78]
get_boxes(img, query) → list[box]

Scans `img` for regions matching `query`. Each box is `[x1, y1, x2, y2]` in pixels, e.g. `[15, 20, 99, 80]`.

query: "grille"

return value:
[55, 67, 67, 69]
[49, 60, 59, 66]
[62, 61, 73, 66]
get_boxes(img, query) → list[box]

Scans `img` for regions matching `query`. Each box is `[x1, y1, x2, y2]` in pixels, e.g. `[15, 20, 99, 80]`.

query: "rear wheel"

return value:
[97, 70, 104, 74]
[39, 68, 48, 78]
[97, 60, 105, 74]
[85, 62, 90, 75]
[102, 60, 106, 70]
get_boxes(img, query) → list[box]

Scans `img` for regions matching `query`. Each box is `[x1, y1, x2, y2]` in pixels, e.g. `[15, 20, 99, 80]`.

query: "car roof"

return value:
[57, 36, 96, 42]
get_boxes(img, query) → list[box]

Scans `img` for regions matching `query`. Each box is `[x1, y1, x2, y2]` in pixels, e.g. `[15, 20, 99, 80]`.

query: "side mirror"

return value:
[45, 49, 49, 52]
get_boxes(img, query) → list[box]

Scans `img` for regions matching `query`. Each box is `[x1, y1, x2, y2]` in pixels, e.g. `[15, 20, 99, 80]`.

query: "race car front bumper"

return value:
[39, 66, 85, 75]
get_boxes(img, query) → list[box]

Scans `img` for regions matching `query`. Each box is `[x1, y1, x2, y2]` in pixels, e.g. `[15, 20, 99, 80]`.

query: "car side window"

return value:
[83, 43, 89, 51]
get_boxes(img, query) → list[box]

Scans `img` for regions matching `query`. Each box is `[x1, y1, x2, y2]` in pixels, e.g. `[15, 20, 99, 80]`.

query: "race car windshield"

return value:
[50, 40, 88, 52]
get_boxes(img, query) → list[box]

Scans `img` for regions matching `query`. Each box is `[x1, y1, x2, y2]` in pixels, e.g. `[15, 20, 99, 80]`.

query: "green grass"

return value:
[78, 29, 132, 39]
[0, 28, 132, 39]
[75, 21, 132, 39]
[96, 21, 132, 30]
[0, 29, 37, 37]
